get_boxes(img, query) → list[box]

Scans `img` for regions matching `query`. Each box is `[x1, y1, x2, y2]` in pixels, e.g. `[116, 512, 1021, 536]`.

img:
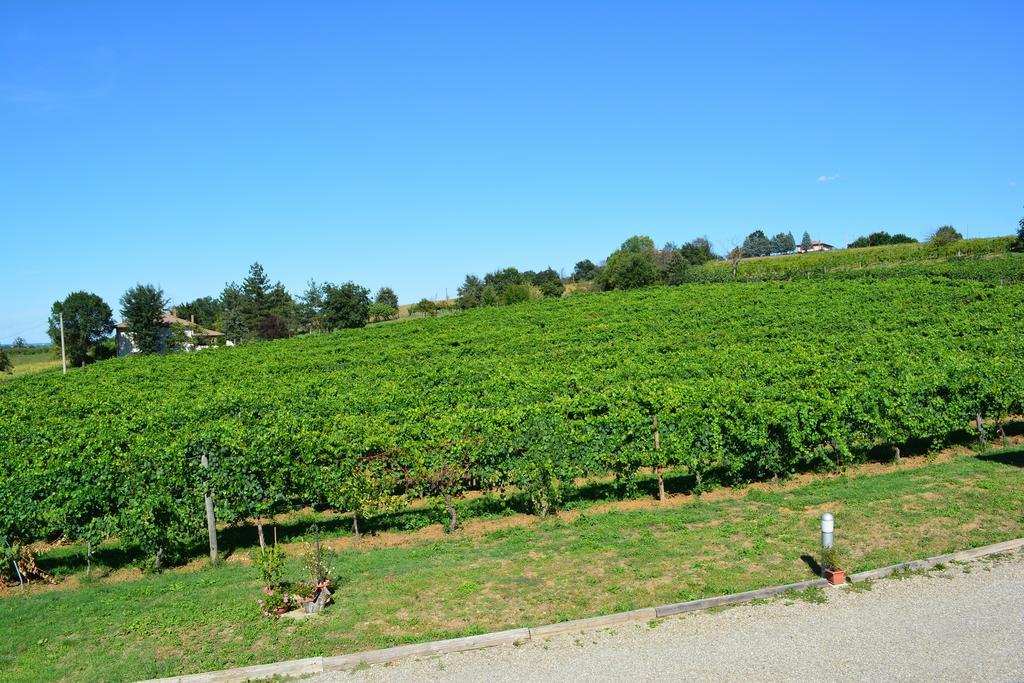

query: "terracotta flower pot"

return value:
[824, 567, 845, 585]
[273, 606, 290, 616]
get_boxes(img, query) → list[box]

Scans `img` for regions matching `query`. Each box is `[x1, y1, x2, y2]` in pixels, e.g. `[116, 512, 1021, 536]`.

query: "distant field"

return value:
[0, 347, 60, 382]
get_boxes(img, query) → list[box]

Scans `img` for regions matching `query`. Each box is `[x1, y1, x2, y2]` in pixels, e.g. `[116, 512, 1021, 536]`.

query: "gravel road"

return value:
[314, 551, 1024, 682]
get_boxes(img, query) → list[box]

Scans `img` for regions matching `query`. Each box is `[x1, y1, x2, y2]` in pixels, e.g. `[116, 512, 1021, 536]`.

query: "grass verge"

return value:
[1, 447, 1022, 682]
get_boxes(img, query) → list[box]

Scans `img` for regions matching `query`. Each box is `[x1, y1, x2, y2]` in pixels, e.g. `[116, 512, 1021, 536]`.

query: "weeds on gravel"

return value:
[781, 587, 828, 605]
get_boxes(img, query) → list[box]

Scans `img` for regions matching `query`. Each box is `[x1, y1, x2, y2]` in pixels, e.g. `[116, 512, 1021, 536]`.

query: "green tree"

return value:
[256, 315, 291, 340]
[676, 238, 718, 265]
[618, 235, 656, 253]
[176, 297, 223, 329]
[12, 337, 27, 349]
[480, 284, 498, 307]
[890, 233, 917, 244]
[263, 284, 296, 338]
[322, 282, 370, 329]
[483, 267, 525, 297]
[218, 283, 246, 342]
[742, 230, 771, 257]
[572, 259, 597, 281]
[662, 251, 688, 285]
[783, 232, 797, 253]
[501, 283, 534, 305]
[457, 275, 484, 309]
[240, 262, 272, 334]
[1011, 216, 1024, 252]
[769, 232, 790, 255]
[929, 225, 963, 245]
[368, 302, 398, 322]
[800, 231, 813, 251]
[297, 279, 326, 333]
[0, 348, 12, 374]
[600, 235, 659, 290]
[601, 251, 658, 289]
[120, 284, 169, 355]
[410, 298, 438, 317]
[531, 268, 564, 298]
[374, 287, 399, 312]
[47, 292, 115, 367]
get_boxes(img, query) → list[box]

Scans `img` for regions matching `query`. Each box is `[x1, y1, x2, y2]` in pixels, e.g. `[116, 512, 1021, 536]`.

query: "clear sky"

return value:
[2, 2, 1021, 343]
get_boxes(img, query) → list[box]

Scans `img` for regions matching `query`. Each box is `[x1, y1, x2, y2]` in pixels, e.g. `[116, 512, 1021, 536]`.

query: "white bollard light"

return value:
[821, 512, 834, 568]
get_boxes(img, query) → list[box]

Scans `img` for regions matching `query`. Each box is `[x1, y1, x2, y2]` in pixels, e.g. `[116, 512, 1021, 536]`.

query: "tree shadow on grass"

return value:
[977, 448, 1024, 468]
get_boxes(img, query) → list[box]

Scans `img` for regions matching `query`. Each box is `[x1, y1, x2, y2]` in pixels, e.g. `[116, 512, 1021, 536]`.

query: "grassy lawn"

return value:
[0, 347, 60, 382]
[2, 448, 1023, 682]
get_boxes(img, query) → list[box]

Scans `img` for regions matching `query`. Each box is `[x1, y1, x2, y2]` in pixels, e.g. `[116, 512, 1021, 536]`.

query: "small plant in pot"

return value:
[822, 545, 846, 585]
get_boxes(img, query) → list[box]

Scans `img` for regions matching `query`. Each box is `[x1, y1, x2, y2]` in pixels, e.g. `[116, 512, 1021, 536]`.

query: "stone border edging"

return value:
[139, 537, 1024, 683]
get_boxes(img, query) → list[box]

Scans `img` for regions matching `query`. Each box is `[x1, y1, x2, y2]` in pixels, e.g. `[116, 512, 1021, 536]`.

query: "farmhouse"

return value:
[796, 240, 835, 254]
[115, 310, 225, 356]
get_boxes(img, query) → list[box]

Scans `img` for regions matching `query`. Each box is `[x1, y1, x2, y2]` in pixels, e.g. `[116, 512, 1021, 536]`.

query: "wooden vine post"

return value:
[653, 415, 665, 502]
[200, 452, 219, 564]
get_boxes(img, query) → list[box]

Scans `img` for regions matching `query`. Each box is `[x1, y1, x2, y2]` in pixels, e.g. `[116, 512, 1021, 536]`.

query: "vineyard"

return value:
[3, 258, 1024, 569]
[691, 236, 1016, 282]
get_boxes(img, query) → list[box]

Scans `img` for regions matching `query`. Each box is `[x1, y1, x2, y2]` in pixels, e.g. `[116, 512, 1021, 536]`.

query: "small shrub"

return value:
[929, 225, 963, 246]
[252, 543, 286, 587]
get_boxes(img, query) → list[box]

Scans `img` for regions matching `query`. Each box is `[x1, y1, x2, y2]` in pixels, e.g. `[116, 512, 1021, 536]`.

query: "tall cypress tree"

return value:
[120, 284, 168, 355]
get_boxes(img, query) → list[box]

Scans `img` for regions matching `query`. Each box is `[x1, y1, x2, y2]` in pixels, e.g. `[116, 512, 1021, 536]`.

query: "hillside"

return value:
[3, 263, 1024, 566]
[689, 236, 1018, 282]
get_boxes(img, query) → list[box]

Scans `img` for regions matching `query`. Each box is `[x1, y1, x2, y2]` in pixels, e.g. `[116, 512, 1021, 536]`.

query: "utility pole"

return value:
[59, 312, 67, 375]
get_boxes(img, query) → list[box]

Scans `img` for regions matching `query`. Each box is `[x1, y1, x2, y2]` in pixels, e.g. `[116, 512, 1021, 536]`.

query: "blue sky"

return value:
[2, 1, 1021, 343]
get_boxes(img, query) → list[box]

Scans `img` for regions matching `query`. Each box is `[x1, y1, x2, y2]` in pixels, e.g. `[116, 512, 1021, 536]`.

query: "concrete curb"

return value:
[138, 537, 1024, 683]
[846, 537, 1024, 584]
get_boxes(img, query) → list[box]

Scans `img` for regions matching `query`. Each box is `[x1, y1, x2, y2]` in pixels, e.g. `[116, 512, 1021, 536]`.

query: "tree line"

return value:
[44, 263, 399, 365]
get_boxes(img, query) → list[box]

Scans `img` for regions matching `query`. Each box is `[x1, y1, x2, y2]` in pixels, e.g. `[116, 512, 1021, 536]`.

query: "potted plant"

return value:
[258, 586, 303, 618]
[822, 546, 846, 585]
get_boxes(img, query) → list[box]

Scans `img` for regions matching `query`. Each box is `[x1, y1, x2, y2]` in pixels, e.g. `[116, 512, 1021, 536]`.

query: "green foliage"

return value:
[573, 259, 597, 281]
[457, 275, 485, 309]
[368, 302, 398, 322]
[252, 543, 286, 587]
[373, 287, 399, 312]
[11, 337, 27, 349]
[823, 545, 843, 570]
[1010, 217, 1024, 252]
[175, 297, 223, 330]
[501, 283, 535, 305]
[220, 263, 298, 341]
[0, 349, 11, 374]
[742, 230, 772, 257]
[800, 231, 813, 251]
[929, 225, 963, 245]
[4, 262, 1024, 566]
[410, 298, 438, 317]
[120, 284, 169, 355]
[47, 291, 115, 367]
[601, 243, 659, 290]
[322, 282, 370, 329]
[849, 231, 918, 248]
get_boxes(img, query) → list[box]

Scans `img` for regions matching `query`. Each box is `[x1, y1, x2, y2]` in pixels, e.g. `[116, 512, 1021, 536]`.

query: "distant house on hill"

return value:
[796, 240, 835, 254]
[115, 310, 225, 357]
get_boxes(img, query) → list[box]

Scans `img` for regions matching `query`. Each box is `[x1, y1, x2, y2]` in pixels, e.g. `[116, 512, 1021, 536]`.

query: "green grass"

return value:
[2, 448, 1023, 682]
[0, 347, 60, 382]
